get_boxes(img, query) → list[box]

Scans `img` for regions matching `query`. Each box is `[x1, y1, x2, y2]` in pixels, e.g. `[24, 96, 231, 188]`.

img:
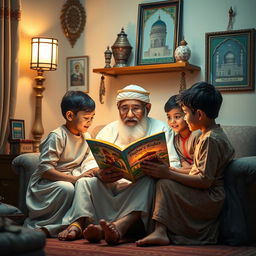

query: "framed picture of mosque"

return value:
[66, 56, 89, 92]
[205, 29, 255, 92]
[135, 0, 182, 65]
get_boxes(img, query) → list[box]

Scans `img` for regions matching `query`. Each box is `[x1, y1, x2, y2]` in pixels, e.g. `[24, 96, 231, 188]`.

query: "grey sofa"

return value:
[11, 125, 256, 245]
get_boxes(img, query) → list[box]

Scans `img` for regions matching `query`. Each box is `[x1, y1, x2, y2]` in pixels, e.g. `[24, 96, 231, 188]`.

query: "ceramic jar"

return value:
[111, 28, 132, 67]
[174, 40, 191, 62]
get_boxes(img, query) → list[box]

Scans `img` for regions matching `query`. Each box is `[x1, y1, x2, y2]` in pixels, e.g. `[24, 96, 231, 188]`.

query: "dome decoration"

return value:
[224, 52, 235, 63]
[151, 17, 167, 35]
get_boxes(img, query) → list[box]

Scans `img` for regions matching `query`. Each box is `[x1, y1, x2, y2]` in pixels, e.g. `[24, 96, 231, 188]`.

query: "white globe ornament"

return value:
[174, 40, 191, 62]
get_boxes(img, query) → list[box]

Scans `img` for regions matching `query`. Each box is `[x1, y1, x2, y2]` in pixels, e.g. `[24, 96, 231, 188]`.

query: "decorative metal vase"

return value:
[174, 40, 191, 63]
[104, 46, 112, 68]
[111, 28, 132, 67]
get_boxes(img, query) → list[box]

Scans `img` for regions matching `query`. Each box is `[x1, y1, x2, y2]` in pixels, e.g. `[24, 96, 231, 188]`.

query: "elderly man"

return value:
[58, 84, 179, 244]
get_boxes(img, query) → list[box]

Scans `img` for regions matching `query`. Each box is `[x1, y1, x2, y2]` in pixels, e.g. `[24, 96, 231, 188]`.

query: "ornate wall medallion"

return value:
[60, 0, 86, 47]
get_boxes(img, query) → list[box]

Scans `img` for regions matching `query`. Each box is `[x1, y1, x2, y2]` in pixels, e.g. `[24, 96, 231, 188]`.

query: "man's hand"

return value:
[141, 159, 171, 179]
[97, 168, 124, 183]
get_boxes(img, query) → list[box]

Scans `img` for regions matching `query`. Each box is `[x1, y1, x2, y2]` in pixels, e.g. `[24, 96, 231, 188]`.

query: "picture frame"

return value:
[135, 0, 182, 65]
[9, 119, 25, 140]
[205, 29, 255, 92]
[66, 56, 89, 92]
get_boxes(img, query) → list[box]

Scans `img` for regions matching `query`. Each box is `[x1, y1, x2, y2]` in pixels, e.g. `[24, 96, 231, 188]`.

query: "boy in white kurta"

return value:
[24, 91, 98, 236]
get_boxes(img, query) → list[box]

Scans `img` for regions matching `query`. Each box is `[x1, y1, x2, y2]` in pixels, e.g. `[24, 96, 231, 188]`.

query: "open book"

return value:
[86, 131, 169, 182]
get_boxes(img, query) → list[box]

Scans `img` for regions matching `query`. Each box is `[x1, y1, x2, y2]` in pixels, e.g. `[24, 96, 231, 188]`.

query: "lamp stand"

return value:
[32, 69, 45, 152]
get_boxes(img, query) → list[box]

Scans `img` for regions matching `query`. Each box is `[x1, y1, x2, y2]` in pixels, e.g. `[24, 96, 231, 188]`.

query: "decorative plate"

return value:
[60, 0, 86, 47]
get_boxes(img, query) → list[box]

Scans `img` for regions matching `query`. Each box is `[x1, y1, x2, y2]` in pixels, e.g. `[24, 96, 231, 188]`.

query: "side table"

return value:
[0, 154, 19, 207]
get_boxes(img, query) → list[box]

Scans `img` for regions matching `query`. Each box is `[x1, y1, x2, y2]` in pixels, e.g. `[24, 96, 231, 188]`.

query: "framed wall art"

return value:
[9, 119, 25, 140]
[135, 0, 182, 65]
[60, 0, 86, 48]
[205, 29, 255, 92]
[67, 56, 89, 92]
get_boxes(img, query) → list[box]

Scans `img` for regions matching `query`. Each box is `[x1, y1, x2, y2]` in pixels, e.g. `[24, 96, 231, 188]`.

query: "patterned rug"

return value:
[44, 239, 256, 256]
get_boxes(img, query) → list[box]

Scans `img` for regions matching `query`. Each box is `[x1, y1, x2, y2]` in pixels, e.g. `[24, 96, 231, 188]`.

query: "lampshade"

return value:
[30, 37, 58, 71]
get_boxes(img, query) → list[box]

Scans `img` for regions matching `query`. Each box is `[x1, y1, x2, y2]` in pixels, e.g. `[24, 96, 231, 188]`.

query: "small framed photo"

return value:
[135, 0, 182, 65]
[9, 119, 25, 140]
[205, 29, 255, 92]
[66, 56, 89, 92]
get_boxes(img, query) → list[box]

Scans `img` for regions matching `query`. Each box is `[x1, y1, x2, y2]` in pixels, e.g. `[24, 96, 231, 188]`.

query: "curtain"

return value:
[0, 0, 21, 153]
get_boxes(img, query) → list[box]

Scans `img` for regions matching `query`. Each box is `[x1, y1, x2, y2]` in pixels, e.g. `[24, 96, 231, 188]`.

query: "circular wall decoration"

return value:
[60, 0, 86, 48]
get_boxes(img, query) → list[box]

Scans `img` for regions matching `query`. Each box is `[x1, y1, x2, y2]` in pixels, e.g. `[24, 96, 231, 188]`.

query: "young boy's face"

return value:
[166, 107, 188, 133]
[67, 110, 95, 135]
[181, 105, 199, 131]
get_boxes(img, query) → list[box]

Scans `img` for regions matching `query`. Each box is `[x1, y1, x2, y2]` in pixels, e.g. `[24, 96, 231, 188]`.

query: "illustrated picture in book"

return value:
[86, 131, 169, 182]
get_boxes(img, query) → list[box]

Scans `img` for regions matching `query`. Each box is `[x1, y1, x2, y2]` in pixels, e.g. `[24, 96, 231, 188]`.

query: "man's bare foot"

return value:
[136, 230, 170, 246]
[99, 219, 120, 245]
[58, 223, 82, 241]
[83, 224, 103, 243]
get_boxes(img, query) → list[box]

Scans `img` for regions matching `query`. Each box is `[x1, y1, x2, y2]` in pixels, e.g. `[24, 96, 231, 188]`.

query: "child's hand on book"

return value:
[97, 167, 124, 183]
[141, 159, 170, 179]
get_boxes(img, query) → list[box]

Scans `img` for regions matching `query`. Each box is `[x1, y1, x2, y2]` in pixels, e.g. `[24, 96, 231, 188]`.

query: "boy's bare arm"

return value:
[141, 160, 211, 189]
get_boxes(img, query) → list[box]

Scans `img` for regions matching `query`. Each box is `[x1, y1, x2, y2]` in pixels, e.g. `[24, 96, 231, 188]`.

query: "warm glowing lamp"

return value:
[30, 37, 58, 152]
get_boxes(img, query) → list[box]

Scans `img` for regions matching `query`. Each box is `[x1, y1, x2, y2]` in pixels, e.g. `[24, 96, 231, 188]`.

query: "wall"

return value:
[16, 0, 256, 141]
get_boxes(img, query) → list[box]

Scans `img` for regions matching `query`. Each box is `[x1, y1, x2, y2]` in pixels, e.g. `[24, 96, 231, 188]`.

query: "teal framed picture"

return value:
[9, 119, 25, 140]
[135, 0, 182, 65]
[205, 29, 255, 92]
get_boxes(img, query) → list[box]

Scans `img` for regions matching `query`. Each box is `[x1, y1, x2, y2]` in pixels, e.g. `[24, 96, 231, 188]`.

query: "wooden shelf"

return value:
[93, 62, 200, 76]
[93, 62, 201, 104]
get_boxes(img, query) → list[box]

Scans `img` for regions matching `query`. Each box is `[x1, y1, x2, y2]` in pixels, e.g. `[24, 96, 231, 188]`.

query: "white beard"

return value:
[117, 114, 148, 147]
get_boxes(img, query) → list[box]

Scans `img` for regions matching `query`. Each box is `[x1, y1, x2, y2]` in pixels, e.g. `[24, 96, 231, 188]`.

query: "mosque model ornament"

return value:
[111, 28, 132, 67]
[174, 40, 191, 63]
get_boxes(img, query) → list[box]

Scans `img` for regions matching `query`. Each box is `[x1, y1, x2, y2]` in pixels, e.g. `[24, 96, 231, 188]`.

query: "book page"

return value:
[86, 139, 132, 180]
[124, 132, 169, 180]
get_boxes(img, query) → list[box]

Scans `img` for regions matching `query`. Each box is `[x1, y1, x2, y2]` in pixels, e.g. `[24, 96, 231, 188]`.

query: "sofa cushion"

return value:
[220, 156, 256, 245]
[0, 203, 25, 224]
[11, 153, 40, 216]
[0, 217, 45, 256]
[222, 126, 256, 158]
[0, 203, 22, 216]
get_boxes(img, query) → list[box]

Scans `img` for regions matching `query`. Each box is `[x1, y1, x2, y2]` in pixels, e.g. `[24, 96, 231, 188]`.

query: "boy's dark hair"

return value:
[61, 91, 95, 119]
[164, 95, 180, 112]
[177, 82, 222, 119]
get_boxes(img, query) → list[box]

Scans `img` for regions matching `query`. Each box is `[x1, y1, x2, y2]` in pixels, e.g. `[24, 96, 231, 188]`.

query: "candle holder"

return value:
[104, 46, 112, 68]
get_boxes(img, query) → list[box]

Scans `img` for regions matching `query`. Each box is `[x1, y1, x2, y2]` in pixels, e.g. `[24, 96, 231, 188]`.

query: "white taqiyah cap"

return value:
[116, 84, 150, 104]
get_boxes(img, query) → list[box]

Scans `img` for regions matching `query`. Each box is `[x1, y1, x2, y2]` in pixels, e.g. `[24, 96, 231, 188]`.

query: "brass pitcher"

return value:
[111, 28, 132, 67]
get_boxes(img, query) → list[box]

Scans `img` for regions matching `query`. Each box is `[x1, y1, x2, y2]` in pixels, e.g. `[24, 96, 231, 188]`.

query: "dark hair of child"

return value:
[164, 94, 180, 112]
[61, 90, 95, 119]
[177, 82, 223, 119]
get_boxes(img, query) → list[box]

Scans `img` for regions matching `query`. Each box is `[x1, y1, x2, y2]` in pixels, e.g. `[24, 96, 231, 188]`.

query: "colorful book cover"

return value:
[86, 131, 169, 182]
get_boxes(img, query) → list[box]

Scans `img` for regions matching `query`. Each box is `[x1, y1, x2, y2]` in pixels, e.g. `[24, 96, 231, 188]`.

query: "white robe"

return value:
[24, 125, 98, 235]
[61, 117, 180, 236]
